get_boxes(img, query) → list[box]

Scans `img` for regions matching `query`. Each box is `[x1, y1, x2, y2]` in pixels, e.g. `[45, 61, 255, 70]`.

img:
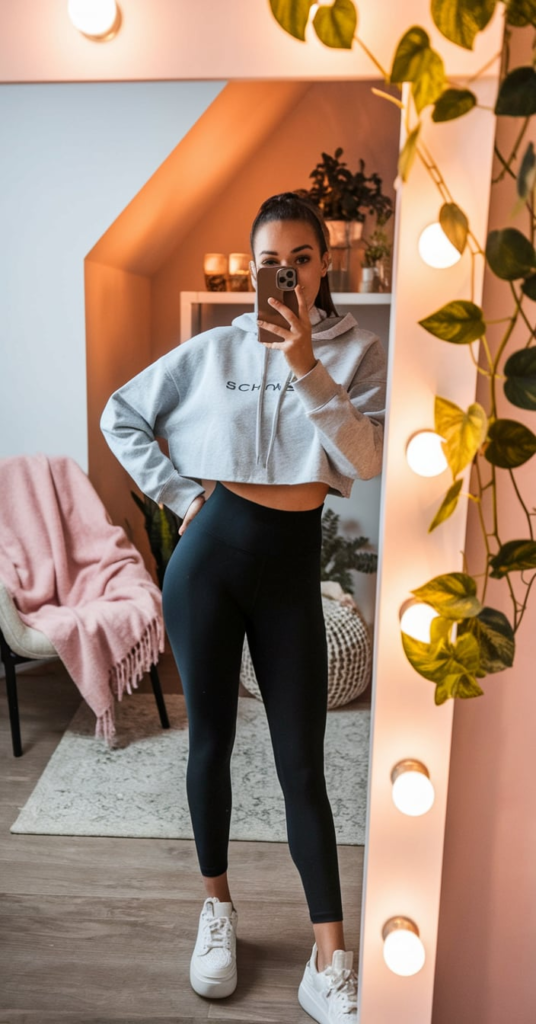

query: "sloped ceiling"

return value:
[86, 80, 311, 276]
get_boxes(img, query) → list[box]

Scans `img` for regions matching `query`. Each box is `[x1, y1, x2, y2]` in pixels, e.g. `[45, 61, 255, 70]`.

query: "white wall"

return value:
[0, 81, 224, 467]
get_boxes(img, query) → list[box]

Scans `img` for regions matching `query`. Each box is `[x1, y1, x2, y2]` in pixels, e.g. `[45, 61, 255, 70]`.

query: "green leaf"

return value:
[313, 0, 357, 49]
[431, 0, 497, 49]
[401, 631, 478, 682]
[435, 396, 488, 478]
[489, 540, 536, 578]
[411, 48, 445, 114]
[522, 274, 536, 301]
[428, 479, 464, 533]
[268, 0, 313, 41]
[430, 615, 455, 645]
[440, 202, 469, 255]
[418, 300, 486, 344]
[458, 607, 515, 676]
[398, 123, 420, 182]
[504, 348, 536, 410]
[432, 87, 477, 121]
[495, 66, 536, 117]
[411, 572, 482, 619]
[391, 27, 432, 83]
[484, 418, 536, 468]
[505, 0, 536, 28]
[401, 629, 483, 701]
[434, 672, 485, 703]
[486, 228, 536, 280]
[518, 141, 536, 201]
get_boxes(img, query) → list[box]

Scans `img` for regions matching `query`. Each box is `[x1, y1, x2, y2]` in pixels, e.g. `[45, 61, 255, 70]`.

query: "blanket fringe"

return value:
[96, 616, 166, 745]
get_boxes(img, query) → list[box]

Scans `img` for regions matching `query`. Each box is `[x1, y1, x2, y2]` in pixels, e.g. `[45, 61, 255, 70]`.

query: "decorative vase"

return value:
[359, 266, 378, 293]
[326, 220, 364, 291]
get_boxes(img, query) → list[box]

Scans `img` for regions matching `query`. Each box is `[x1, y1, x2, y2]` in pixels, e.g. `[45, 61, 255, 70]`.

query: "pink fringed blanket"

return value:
[0, 454, 165, 744]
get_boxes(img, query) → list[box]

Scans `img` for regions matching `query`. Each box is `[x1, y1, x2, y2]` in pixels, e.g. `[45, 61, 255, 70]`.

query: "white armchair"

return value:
[0, 579, 169, 757]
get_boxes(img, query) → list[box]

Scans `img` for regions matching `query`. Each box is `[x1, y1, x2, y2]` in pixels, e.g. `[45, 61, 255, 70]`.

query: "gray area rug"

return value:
[10, 695, 370, 844]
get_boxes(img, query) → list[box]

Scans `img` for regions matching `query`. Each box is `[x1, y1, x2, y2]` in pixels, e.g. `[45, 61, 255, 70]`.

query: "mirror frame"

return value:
[1, 3, 504, 1016]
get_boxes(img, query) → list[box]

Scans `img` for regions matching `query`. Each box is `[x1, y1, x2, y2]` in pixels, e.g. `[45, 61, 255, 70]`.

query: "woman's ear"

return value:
[320, 251, 331, 277]
[249, 259, 257, 290]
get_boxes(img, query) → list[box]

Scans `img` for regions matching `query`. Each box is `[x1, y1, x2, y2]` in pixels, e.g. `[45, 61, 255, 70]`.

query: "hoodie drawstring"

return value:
[265, 366, 294, 468]
[255, 347, 268, 465]
[255, 347, 295, 469]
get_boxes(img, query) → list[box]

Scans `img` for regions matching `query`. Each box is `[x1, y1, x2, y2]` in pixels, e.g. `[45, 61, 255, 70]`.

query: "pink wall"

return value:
[432, 25, 536, 1024]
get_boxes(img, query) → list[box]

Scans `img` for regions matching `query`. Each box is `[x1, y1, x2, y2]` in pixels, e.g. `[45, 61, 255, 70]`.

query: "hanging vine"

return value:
[268, 0, 536, 704]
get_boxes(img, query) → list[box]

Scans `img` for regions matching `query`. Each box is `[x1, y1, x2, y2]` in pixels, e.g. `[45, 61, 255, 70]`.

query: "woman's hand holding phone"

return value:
[257, 283, 318, 381]
[178, 494, 206, 535]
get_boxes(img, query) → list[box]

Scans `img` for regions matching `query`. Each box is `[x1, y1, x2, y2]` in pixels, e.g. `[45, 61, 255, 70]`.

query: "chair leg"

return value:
[3, 655, 23, 757]
[149, 663, 170, 730]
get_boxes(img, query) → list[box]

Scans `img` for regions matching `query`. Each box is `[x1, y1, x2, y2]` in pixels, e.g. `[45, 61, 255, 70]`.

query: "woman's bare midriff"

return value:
[217, 480, 330, 511]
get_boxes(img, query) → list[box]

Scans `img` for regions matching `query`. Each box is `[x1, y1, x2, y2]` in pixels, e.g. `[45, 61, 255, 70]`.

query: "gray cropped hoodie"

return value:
[100, 308, 387, 520]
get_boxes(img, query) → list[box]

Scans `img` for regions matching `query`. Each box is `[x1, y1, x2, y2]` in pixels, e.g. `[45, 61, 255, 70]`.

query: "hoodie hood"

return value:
[231, 309, 359, 468]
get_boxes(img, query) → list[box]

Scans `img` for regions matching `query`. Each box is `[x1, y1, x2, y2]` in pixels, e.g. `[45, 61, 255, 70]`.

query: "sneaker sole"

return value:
[190, 957, 237, 999]
[298, 974, 359, 1023]
[298, 975, 330, 1024]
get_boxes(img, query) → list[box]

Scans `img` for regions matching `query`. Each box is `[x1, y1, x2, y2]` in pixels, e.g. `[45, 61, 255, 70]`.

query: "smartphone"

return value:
[256, 266, 299, 345]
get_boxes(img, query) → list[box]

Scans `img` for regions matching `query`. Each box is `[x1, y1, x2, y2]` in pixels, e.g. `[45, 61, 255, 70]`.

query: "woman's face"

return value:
[251, 219, 330, 312]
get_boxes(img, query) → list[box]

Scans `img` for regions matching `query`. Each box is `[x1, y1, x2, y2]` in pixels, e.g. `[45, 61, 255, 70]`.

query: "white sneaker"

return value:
[298, 941, 359, 1022]
[189, 896, 238, 999]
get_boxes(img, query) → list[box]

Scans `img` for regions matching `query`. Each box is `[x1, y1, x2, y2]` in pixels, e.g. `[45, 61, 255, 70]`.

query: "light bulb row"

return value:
[385, 222, 459, 972]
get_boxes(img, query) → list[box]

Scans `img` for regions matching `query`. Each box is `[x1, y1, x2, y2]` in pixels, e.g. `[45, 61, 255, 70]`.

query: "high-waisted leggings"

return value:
[161, 480, 343, 924]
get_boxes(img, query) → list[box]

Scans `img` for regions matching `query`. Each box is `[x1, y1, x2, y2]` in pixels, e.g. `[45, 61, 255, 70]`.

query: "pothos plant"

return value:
[269, 0, 536, 705]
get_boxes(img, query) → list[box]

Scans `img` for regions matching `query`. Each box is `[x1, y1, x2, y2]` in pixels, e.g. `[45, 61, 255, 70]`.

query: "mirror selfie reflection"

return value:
[97, 79, 398, 1013]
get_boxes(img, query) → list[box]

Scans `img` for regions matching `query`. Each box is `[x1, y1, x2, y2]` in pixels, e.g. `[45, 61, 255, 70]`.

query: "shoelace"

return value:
[202, 913, 233, 951]
[323, 964, 359, 1015]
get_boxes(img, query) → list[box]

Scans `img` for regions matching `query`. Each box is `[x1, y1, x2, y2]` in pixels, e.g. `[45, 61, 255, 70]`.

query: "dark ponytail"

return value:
[250, 191, 338, 317]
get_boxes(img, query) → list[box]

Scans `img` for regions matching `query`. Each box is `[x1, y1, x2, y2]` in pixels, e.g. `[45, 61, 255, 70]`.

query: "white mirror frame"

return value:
[359, 72, 499, 1021]
[1, 3, 504, 1019]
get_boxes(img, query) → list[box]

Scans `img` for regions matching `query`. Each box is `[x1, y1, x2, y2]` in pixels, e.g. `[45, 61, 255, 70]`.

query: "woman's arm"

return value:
[291, 338, 387, 481]
[100, 355, 205, 520]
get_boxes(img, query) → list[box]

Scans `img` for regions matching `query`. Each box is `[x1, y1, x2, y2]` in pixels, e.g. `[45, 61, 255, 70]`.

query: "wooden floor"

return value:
[0, 648, 366, 1023]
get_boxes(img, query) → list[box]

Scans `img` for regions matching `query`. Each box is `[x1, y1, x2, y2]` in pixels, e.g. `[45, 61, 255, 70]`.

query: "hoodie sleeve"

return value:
[291, 336, 387, 481]
[100, 354, 206, 521]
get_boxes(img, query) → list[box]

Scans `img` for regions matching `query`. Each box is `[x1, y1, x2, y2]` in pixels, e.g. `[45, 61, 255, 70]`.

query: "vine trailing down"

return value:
[269, 0, 536, 704]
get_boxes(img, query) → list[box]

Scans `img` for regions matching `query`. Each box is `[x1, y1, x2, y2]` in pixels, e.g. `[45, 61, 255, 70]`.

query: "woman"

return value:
[100, 192, 387, 1024]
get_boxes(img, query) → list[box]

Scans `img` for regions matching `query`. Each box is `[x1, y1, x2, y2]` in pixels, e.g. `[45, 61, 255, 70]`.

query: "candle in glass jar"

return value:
[228, 252, 251, 292]
[204, 253, 228, 291]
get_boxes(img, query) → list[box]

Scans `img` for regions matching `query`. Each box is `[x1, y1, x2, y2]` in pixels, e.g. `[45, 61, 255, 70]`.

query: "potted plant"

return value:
[320, 506, 377, 588]
[301, 148, 393, 289]
[360, 227, 393, 293]
[304, 147, 393, 247]
[130, 491, 180, 589]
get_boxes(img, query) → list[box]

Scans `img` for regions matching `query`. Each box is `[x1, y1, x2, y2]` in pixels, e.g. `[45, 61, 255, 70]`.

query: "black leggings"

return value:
[161, 480, 343, 924]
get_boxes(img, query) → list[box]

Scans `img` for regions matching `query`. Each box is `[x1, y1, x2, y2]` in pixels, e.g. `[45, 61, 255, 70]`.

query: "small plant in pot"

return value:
[360, 227, 393, 293]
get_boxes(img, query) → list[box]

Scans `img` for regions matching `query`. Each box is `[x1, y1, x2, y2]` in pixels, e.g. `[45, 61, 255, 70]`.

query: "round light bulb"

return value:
[68, 0, 120, 39]
[418, 222, 461, 268]
[391, 760, 435, 816]
[406, 431, 448, 477]
[399, 600, 438, 643]
[382, 918, 426, 976]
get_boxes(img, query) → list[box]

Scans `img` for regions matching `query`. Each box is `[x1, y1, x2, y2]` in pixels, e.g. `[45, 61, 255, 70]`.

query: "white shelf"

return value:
[180, 290, 391, 342]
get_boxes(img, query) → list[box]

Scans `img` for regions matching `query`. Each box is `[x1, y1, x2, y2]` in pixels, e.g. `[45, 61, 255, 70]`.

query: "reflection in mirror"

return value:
[90, 76, 401, 1005]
